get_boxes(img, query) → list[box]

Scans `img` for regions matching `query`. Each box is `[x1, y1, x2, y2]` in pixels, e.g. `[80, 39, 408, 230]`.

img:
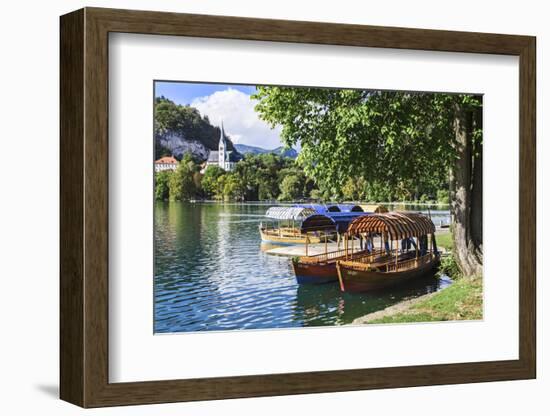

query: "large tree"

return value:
[253, 87, 482, 276]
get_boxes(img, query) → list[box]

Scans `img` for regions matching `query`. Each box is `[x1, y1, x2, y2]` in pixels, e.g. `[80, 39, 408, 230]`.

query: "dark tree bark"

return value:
[470, 104, 483, 262]
[451, 102, 483, 276]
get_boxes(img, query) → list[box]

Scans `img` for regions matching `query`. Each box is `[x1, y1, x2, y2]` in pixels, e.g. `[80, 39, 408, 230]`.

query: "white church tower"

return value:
[218, 120, 227, 169]
[201, 119, 236, 173]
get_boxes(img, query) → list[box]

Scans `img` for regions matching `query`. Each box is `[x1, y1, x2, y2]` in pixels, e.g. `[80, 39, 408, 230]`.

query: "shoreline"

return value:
[352, 275, 483, 324]
[352, 291, 440, 324]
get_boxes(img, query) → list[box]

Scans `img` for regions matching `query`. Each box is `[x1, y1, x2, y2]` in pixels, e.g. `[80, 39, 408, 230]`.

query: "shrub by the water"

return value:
[437, 189, 450, 204]
[439, 254, 461, 279]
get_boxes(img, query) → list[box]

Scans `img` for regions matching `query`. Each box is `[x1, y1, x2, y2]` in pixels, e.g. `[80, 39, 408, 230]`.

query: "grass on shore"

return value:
[368, 275, 483, 324]
[436, 231, 453, 251]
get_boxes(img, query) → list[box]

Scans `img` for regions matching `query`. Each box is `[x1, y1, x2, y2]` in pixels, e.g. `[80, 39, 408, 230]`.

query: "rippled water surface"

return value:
[154, 202, 452, 333]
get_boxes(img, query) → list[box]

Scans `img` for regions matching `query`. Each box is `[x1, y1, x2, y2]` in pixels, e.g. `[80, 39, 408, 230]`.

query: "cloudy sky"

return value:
[155, 81, 284, 149]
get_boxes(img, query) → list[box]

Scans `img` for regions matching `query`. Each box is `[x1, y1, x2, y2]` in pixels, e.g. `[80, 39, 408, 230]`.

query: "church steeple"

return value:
[219, 121, 226, 145]
[218, 120, 226, 168]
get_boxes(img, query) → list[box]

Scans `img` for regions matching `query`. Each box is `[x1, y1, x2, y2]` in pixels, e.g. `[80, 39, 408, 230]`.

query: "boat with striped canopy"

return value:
[336, 212, 440, 292]
[259, 207, 335, 245]
[291, 212, 376, 284]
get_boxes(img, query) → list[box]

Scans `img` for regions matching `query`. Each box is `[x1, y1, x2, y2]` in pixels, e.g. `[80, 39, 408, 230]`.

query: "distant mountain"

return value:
[235, 144, 298, 159]
[233, 144, 265, 155]
[273, 146, 298, 159]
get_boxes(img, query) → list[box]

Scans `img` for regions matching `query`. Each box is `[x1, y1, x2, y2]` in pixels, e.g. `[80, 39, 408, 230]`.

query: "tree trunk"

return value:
[470, 104, 483, 262]
[450, 102, 483, 276]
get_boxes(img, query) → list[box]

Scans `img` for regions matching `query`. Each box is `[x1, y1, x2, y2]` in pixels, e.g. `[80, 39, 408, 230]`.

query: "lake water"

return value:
[154, 202, 452, 333]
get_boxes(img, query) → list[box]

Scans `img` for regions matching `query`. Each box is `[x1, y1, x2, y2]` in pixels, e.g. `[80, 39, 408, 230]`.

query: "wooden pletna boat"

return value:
[336, 212, 440, 292]
[259, 207, 335, 245]
[291, 212, 379, 284]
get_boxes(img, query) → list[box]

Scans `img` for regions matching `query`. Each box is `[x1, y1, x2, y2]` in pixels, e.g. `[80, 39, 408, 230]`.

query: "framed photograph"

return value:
[60, 7, 536, 408]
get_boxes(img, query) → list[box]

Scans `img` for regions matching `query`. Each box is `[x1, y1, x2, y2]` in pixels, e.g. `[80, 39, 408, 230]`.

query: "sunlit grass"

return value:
[368, 275, 483, 324]
[436, 232, 453, 251]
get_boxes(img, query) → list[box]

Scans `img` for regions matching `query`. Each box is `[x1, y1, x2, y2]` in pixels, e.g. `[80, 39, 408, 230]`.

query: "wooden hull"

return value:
[337, 255, 440, 292]
[292, 249, 373, 285]
[292, 260, 338, 284]
[259, 228, 328, 245]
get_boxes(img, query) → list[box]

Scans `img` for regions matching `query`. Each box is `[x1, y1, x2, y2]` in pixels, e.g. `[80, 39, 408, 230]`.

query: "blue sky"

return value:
[155, 82, 256, 106]
[154, 81, 284, 149]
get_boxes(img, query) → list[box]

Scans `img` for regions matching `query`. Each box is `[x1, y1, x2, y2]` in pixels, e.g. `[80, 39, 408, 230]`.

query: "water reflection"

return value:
[154, 202, 452, 333]
[293, 272, 450, 327]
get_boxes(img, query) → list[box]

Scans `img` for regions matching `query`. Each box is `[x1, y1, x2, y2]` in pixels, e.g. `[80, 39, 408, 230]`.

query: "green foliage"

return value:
[214, 175, 228, 200]
[437, 189, 450, 204]
[201, 165, 226, 198]
[309, 189, 324, 200]
[439, 254, 461, 279]
[252, 87, 481, 202]
[168, 153, 200, 201]
[154, 171, 171, 201]
[154, 96, 237, 154]
[279, 174, 304, 201]
[418, 194, 432, 203]
[154, 89, 483, 204]
[341, 177, 366, 201]
[222, 174, 246, 201]
[231, 153, 300, 201]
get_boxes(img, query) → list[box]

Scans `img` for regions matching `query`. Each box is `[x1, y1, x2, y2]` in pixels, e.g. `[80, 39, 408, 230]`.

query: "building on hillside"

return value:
[201, 121, 240, 173]
[154, 155, 178, 173]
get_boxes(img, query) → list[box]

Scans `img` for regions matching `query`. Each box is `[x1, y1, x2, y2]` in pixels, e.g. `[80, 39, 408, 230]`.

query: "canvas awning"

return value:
[346, 212, 435, 239]
[337, 204, 364, 212]
[264, 206, 317, 221]
[300, 214, 337, 233]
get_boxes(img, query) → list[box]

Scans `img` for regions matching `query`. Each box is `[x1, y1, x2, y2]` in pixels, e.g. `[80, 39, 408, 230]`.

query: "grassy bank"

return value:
[358, 275, 483, 324]
[436, 231, 453, 251]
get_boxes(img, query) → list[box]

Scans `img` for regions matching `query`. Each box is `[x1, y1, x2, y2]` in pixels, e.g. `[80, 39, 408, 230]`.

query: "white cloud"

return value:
[191, 88, 283, 149]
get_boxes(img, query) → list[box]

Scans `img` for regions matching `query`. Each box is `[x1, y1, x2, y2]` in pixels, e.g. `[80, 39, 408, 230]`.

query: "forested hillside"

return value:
[154, 97, 239, 160]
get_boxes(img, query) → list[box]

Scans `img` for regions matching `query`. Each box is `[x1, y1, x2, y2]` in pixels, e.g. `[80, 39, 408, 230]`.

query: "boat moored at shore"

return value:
[291, 212, 377, 284]
[259, 207, 335, 245]
[336, 212, 440, 292]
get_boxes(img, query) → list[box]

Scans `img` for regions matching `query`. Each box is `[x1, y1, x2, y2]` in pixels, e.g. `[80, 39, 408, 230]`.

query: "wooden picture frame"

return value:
[60, 7, 536, 408]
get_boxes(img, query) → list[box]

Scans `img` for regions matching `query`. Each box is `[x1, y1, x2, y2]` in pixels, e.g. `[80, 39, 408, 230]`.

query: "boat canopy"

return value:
[337, 204, 364, 212]
[293, 203, 364, 213]
[346, 212, 435, 239]
[300, 214, 337, 233]
[265, 206, 317, 221]
[300, 212, 368, 234]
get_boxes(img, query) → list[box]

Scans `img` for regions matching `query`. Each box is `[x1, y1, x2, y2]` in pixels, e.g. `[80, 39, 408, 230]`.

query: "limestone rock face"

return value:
[158, 132, 210, 161]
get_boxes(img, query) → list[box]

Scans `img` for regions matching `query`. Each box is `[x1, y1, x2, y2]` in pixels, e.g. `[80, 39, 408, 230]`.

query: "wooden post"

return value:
[324, 233, 328, 255]
[351, 235, 354, 260]
[336, 262, 345, 292]
[395, 238, 399, 270]
[345, 234, 348, 259]
[305, 234, 309, 257]
[415, 236, 419, 267]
